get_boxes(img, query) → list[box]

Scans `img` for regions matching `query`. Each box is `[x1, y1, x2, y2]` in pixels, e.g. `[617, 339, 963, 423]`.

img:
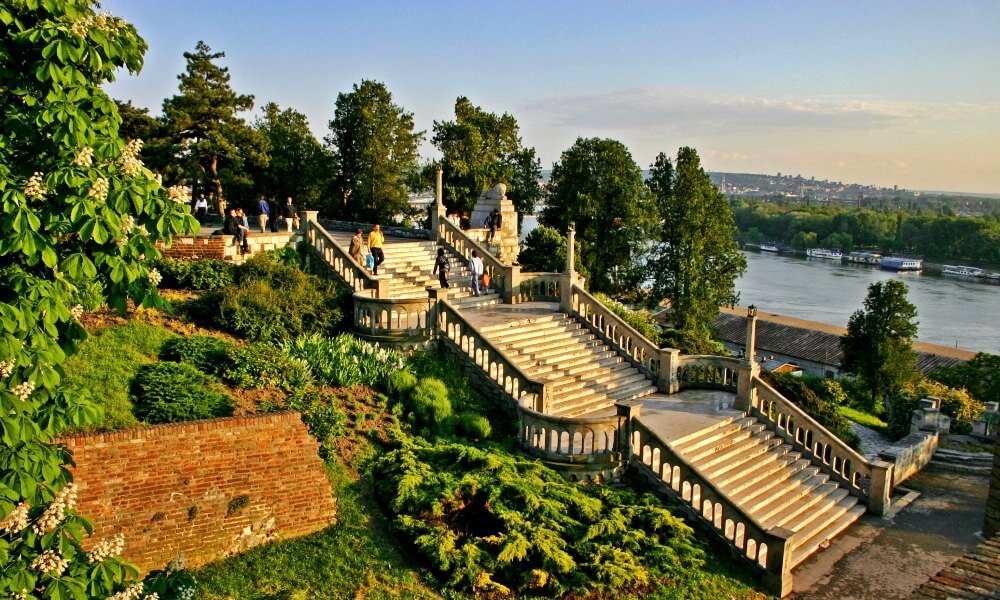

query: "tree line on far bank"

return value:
[733, 199, 1000, 264]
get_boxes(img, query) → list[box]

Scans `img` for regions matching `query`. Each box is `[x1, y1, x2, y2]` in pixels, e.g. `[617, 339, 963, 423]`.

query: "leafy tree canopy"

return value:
[518, 225, 569, 273]
[540, 137, 654, 293]
[931, 352, 1000, 407]
[647, 148, 746, 335]
[840, 279, 919, 410]
[430, 96, 542, 219]
[326, 79, 423, 224]
[251, 102, 332, 209]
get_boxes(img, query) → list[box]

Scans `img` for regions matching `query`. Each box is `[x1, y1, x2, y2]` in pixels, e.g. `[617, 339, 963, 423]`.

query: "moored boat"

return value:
[807, 248, 843, 260]
[846, 251, 881, 265]
[942, 265, 985, 277]
[879, 256, 923, 271]
[760, 243, 780, 252]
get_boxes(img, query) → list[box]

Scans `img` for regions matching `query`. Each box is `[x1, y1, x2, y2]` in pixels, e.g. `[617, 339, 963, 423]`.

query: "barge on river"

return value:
[879, 256, 924, 271]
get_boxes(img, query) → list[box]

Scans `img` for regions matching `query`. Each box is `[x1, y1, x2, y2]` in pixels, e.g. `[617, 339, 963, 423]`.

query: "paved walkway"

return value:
[790, 466, 989, 599]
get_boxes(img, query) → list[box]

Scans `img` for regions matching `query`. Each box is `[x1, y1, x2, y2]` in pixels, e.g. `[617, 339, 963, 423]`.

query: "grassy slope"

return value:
[837, 405, 890, 436]
[61, 321, 177, 432]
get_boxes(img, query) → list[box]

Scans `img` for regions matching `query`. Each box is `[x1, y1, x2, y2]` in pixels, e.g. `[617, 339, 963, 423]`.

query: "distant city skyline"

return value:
[102, 0, 1000, 194]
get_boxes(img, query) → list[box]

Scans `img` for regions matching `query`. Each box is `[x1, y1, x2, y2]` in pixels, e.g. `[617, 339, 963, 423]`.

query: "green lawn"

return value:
[836, 405, 889, 436]
[61, 321, 178, 432]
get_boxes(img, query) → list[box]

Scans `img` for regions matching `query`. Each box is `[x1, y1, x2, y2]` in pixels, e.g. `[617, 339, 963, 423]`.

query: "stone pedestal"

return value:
[471, 183, 519, 264]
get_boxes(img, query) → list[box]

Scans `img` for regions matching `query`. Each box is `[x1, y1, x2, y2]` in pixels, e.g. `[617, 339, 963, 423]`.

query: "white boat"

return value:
[807, 248, 843, 260]
[988, 273, 1000, 281]
[942, 265, 985, 277]
[760, 243, 780, 252]
[846, 251, 881, 265]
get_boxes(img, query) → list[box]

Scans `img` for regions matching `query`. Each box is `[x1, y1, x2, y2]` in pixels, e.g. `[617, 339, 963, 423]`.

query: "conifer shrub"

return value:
[373, 437, 704, 596]
[155, 257, 234, 291]
[455, 413, 491, 440]
[160, 334, 234, 375]
[287, 388, 348, 459]
[406, 378, 452, 427]
[221, 341, 313, 390]
[388, 370, 418, 396]
[131, 362, 234, 424]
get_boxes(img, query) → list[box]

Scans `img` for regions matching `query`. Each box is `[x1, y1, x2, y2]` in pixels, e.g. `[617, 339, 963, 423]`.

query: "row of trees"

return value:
[735, 201, 1000, 263]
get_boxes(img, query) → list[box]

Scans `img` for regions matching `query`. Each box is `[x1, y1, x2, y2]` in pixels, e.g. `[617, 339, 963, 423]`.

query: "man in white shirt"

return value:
[468, 250, 484, 297]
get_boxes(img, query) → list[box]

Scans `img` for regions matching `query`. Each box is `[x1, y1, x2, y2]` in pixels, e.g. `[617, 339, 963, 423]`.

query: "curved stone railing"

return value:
[439, 218, 508, 288]
[306, 220, 382, 297]
[751, 376, 891, 514]
[630, 417, 792, 596]
[437, 300, 551, 411]
[677, 355, 742, 392]
[569, 284, 665, 382]
[514, 272, 562, 303]
[353, 293, 431, 344]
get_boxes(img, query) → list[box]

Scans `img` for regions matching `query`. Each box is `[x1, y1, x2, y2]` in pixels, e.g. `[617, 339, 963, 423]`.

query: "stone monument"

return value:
[471, 183, 519, 265]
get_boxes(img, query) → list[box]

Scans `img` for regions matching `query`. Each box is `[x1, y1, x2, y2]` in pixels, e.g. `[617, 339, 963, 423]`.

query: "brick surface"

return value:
[60, 412, 335, 573]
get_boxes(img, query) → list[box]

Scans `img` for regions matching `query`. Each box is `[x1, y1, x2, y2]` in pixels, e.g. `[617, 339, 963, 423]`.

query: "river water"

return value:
[520, 215, 999, 354]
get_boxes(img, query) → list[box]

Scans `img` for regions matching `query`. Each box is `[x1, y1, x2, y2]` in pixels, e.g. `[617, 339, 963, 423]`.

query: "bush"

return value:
[660, 327, 726, 355]
[283, 333, 404, 388]
[155, 257, 234, 291]
[69, 275, 107, 311]
[888, 379, 984, 440]
[373, 436, 704, 597]
[222, 341, 313, 390]
[455, 413, 491, 440]
[594, 292, 662, 345]
[131, 362, 234, 424]
[160, 334, 234, 375]
[761, 371, 860, 449]
[388, 370, 418, 396]
[407, 378, 452, 427]
[195, 254, 346, 341]
[287, 388, 348, 460]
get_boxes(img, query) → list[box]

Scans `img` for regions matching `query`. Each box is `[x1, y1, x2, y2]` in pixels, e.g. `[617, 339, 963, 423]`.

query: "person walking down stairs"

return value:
[433, 248, 451, 289]
[368, 224, 385, 275]
[468, 250, 484, 296]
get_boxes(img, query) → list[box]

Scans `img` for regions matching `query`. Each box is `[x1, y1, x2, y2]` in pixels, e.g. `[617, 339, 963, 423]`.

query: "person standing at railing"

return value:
[368, 224, 385, 274]
[433, 248, 451, 289]
[349, 228, 364, 264]
[468, 250, 484, 296]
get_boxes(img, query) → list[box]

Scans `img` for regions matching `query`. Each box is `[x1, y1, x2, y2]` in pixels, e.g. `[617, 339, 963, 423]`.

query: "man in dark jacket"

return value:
[269, 198, 282, 232]
[283, 197, 297, 232]
[485, 209, 502, 242]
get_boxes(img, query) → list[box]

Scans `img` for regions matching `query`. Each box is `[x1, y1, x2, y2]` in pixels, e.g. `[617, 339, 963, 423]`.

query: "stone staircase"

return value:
[475, 312, 659, 417]
[669, 415, 867, 569]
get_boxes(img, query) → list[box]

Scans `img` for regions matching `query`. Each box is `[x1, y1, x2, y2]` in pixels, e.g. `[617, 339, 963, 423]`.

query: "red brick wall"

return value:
[60, 412, 336, 573]
[158, 236, 229, 260]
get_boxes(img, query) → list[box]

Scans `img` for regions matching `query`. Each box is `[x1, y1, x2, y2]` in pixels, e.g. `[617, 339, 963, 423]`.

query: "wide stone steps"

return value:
[669, 416, 865, 569]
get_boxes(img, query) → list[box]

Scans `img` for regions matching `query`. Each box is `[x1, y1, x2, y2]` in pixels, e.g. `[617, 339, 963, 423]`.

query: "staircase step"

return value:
[682, 423, 769, 463]
[500, 330, 597, 355]
[551, 379, 658, 416]
[753, 477, 836, 526]
[789, 502, 866, 568]
[478, 314, 564, 334]
[513, 339, 607, 365]
[671, 417, 758, 454]
[774, 487, 850, 532]
[525, 353, 623, 378]
[716, 452, 803, 494]
[740, 470, 827, 518]
[489, 321, 581, 345]
[551, 370, 650, 400]
[694, 434, 782, 478]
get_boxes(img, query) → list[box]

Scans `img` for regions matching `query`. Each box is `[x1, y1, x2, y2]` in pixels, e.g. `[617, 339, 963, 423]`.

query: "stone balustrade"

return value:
[513, 272, 562, 303]
[439, 218, 510, 292]
[319, 218, 430, 240]
[676, 355, 743, 392]
[437, 299, 551, 412]
[751, 377, 893, 515]
[305, 219, 386, 297]
[352, 293, 432, 349]
[628, 413, 792, 597]
[517, 404, 628, 482]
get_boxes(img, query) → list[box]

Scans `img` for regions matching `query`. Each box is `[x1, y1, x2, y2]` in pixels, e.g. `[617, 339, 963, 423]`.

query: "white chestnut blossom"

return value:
[167, 184, 191, 205]
[25, 171, 47, 200]
[31, 549, 70, 575]
[71, 304, 84, 320]
[74, 146, 94, 167]
[134, 224, 149, 237]
[32, 483, 77, 535]
[0, 359, 14, 378]
[0, 501, 30, 535]
[12, 380, 34, 402]
[118, 139, 144, 177]
[147, 268, 162, 286]
[88, 177, 109, 201]
[12, 589, 28, 600]
[87, 533, 126, 563]
[106, 583, 144, 600]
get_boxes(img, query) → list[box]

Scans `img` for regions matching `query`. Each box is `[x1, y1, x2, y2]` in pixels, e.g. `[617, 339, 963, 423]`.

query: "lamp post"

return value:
[745, 305, 758, 365]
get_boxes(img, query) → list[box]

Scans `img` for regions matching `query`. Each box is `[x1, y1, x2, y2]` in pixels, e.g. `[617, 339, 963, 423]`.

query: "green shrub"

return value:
[131, 362, 234, 424]
[267, 245, 301, 267]
[191, 254, 346, 341]
[888, 379, 984, 440]
[373, 436, 704, 597]
[594, 292, 662, 345]
[406, 377, 452, 427]
[222, 341, 313, 390]
[69, 275, 107, 311]
[660, 327, 726, 355]
[388, 370, 418, 396]
[155, 257, 234, 291]
[761, 371, 859, 449]
[456, 413, 491, 440]
[287, 388, 347, 459]
[160, 334, 234, 375]
[283, 333, 404, 388]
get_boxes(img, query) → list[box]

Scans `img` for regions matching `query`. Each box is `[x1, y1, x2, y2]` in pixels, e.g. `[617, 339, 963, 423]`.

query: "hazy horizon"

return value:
[102, 0, 1000, 195]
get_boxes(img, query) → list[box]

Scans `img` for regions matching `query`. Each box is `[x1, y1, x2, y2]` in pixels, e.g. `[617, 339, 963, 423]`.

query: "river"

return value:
[520, 215, 999, 354]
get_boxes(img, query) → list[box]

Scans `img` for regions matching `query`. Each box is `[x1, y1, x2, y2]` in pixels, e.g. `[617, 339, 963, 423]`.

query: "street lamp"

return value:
[747, 304, 757, 318]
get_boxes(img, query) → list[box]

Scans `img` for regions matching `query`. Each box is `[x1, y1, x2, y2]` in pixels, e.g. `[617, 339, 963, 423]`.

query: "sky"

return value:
[102, 0, 1000, 194]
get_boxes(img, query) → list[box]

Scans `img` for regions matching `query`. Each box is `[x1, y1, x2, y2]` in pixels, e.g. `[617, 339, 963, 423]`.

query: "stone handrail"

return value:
[439, 218, 507, 285]
[629, 417, 792, 596]
[518, 405, 627, 482]
[568, 283, 665, 383]
[436, 299, 552, 412]
[319, 218, 430, 240]
[677, 355, 742, 392]
[352, 293, 430, 345]
[305, 220, 384, 297]
[513, 272, 562, 303]
[750, 376, 891, 514]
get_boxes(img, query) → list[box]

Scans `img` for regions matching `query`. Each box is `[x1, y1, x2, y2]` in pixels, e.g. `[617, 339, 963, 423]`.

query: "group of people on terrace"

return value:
[220, 196, 298, 254]
[348, 224, 488, 297]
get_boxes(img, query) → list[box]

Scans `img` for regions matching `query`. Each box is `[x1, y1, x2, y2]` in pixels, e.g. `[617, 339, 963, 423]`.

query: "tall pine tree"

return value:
[648, 148, 746, 344]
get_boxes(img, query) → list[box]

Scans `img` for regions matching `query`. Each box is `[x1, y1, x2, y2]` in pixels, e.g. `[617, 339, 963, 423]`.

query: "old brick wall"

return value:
[158, 232, 296, 263]
[985, 437, 1000, 537]
[61, 412, 336, 573]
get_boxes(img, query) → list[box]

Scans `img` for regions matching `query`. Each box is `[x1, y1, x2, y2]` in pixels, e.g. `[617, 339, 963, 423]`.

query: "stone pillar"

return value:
[745, 307, 758, 364]
[735, 361, 759, 412]
[504, 264, 521, 304]
[535, 382, 552, 413]
[560, 223, 576, 313]
[867, 459, 894, 516]
[984, 437, 1000, 537]
[431, 166, 444, 241]
[762, 527, 794, 598]
[615, 400, 642, 456]
[301, 210, 318, 231]
[658, 348, 680, 393]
